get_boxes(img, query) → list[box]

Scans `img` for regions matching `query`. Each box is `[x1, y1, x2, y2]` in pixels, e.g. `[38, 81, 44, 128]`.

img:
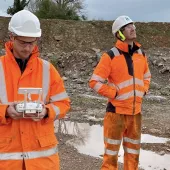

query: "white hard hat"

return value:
[8, 10, 41, 37]
[112, 16, 133, 35]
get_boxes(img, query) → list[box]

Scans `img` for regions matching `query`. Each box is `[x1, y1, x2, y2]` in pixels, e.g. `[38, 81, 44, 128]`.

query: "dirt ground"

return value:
[53, 46, 170, 170]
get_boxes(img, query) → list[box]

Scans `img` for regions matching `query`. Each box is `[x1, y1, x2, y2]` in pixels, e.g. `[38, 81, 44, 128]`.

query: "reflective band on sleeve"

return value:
[111, 47, 120, 56]
[123, 137, 140, 145]
[42, 60, 50, 103]
[108, 82, 118, 90]
[51, 104, 60, 119]
[0, 146, 58, 160]
[50, 92, 68, 102]
[124, 146, 140, 155]
[116, 90, 144, 100]
[93, 82, 103, 92]
[0, 61, 8, 104]
[104, 137, 121, 145]
[90, 74, 105, 82]
[144, 78, 151, 82]
[105, 148, 118, 156]
[144, 71, 151, 79]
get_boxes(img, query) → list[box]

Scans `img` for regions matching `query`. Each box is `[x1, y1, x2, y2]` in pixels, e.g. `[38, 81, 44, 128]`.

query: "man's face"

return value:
[11, 36, 37, 60]
[122, 23, 136, 41]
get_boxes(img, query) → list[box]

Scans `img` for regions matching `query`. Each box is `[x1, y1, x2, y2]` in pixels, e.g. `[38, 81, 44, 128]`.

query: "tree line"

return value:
[7, 0, 87, 20]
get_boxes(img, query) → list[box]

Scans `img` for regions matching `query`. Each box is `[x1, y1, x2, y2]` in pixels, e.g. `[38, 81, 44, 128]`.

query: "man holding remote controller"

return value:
[0, 10, 70, 170]
[89, 16, 151, 170]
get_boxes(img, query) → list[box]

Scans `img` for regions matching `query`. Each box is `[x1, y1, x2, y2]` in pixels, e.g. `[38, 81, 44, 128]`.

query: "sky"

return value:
[1, 0, 170, 22]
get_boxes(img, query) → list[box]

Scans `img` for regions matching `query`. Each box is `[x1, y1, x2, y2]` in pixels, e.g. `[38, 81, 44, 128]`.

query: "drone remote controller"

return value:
[16, 88, 43, 118]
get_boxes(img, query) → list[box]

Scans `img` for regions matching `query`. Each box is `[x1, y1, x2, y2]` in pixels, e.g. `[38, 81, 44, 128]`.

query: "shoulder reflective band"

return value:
[42, 60, 50, 103]
[0, 146, 58, 160]
[137, 49, 142, 55]
[111, 47, 121, 56]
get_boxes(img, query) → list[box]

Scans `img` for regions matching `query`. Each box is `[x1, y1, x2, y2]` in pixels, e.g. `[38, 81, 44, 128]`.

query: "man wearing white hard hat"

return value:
[0, 10, 70, 170]
[89, 16, 151, 169]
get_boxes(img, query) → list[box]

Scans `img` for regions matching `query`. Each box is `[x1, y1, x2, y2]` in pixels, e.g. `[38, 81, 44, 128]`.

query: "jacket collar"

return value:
[5, 41, 39, 63]
[115, 40, 141, 53]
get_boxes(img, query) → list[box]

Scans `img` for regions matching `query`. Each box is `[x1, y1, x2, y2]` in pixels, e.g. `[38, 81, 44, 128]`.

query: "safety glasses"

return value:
[14, 37, 37, 47]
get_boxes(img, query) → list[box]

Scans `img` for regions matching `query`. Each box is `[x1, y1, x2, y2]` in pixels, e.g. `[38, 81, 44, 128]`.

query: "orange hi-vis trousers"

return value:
[101, 112, 141, 170]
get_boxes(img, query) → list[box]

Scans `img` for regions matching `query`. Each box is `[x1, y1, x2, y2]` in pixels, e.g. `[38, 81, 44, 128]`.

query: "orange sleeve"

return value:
[143, 55, 151, 93]
[89, 53, 117, 99]
[45, 64, 70, 122]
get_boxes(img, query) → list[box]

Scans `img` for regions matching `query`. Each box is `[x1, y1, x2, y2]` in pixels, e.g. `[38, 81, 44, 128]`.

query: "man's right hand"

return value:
[6, 103, 23, 120]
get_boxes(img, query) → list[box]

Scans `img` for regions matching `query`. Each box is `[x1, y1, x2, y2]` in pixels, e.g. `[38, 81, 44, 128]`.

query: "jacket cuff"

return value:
[43, 104, 56, 123]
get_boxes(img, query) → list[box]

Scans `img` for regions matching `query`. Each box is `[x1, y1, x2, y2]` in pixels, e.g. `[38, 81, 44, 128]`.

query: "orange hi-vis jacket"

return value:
[0, 42, 70, 170]
[89, 40, 151, 115]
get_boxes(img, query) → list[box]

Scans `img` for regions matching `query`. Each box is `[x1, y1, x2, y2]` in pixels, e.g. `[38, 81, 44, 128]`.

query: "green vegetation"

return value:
[7, 0, 30, 15]
[29, 0, 86, 20]
[6, 0, 86, 20]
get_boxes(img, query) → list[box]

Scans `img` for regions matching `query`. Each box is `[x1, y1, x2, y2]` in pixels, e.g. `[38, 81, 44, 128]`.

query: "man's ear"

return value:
[9, 33, 14, 41]
[116, 32, 120, 39]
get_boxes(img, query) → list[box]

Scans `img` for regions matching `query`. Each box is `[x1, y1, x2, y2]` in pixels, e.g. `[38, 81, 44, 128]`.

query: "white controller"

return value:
[16, 88, 43, 118]
[16, 102, 43, 114]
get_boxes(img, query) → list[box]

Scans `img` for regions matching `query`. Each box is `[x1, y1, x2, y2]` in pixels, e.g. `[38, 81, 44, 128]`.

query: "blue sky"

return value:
[1, 0, 170, 22]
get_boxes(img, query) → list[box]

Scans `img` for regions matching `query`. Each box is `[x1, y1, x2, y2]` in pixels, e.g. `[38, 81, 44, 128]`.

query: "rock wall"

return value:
[0, 17, 170, 52]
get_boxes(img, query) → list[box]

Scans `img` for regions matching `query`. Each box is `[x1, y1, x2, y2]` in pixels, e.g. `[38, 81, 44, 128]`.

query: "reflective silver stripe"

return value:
[105, 148, 118, 156]
[93, 82, 103, 92]
[116, 90, 144, 100]
[136, 49, 143, 55]
[0, 61, 8, 103]
[144, 78, 151, 82]
[51, 103, 60, 119]
[144, 70, 151, 79]
[124, 146, 140, 155]
[123, 137, 140, 145]
[0, 146, 58, 160]
[108, 82, 119, 91]
[50, 92, 68, 102]
[111, 47, 120, 56]
[104, 137, 121, 145]
[0, 102, 13, 105]
[42, 60, 50, 103]
[117, 78, 144, 90]
[90, 74, 105, 82]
